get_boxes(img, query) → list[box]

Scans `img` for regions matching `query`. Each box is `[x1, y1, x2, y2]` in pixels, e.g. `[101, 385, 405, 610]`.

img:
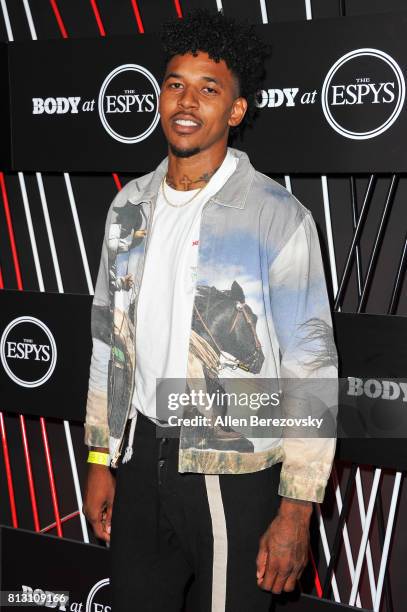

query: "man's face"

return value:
[159, 51, 247, 158]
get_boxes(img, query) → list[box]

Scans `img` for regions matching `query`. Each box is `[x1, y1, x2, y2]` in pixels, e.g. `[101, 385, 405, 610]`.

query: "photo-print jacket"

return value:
[84, 147, 338, 503]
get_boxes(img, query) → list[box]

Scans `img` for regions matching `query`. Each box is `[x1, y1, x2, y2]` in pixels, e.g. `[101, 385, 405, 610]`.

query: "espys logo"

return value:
[256, 48, 405, 141]
[86, 578, 110, 612]
[322, 48, 405, 140]
[98, 63, 160, 144]
[31, 63, 161, 145]
[0, 316, 57, 388]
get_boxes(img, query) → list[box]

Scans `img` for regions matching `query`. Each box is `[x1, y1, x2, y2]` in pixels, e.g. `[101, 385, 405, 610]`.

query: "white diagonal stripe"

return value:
[331, 467, 363, 607]
[17, 173, 44, 291]
[355, 468, 377, 603]
[0, 0, 13, 41]
[35, 172, 64, 292]
[259, 0, 268, 23]
[321, 175, 339, 296]
[22, 0, 37, 39]
[349, 469, 382, 606]
[63, 420, 89, 542]
[315, 503, 341, 602]
[373, 471, 402, 611]
[284, 176, 292, 193]
[63, 173, 94, 294]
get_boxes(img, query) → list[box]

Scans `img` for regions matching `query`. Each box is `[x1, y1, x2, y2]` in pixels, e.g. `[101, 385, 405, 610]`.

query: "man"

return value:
[83, 9, 338, 612]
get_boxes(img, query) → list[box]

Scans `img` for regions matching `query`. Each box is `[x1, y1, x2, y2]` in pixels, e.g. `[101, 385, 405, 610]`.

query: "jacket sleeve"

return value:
[268, 210, 338, 503]
[83, 197, 116, 450]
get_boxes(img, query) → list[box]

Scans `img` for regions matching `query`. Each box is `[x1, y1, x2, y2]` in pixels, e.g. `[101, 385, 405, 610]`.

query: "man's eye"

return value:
[169, 82, 182, 89]
[203, 87, 217, 94]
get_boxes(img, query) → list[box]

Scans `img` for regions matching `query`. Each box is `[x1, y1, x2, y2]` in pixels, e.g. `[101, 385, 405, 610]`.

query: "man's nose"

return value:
[178, 86, 199, 109]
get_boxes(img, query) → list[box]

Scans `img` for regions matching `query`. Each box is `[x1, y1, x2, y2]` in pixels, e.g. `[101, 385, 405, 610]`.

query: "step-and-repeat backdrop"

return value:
[7, 11, 407, 173]
[0, 3, 406, 611]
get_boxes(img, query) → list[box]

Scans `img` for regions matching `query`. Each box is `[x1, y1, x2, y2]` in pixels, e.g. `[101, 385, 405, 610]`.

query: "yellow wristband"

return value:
[87, 450, 110, 466]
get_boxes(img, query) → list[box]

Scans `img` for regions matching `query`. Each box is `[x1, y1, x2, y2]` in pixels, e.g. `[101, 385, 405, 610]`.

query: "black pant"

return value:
[110, 411, 282, 612]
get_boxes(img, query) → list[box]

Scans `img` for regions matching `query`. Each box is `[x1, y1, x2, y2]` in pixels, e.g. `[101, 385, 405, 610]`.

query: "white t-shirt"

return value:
[129, 149, 238, 421]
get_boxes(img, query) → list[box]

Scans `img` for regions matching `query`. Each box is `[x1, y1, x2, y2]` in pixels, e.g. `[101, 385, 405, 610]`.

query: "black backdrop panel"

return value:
[334, 312, 407, 379]
[9, 35, 167, 173]
[0, 42, 10, 169]
[0, 526, 110, 611]
[334, 312, 407, 469]
[8, 11, 407, 172]
[273, 593, 368, 611]
[241, 10, 407, 173]
[0, 290, 92, 422]
[0, 525, 370, 612]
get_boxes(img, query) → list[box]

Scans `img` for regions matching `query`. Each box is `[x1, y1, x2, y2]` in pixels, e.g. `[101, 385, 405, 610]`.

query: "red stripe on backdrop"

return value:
[0, 265, 4, 288]
[40, 417, 63, 537]
[309, 546, 323, 598]
[41, 510, 80, 533]
[130, 0, 145, 33]
[49, 0, 68, 38]
[0, 413, 18, 527]
[19, 415, 41, 532]
[0, 172, 23, 290]
[89, 0, 106, 37]
[174, 0, 183, 18]
[112, 173, 122, 191]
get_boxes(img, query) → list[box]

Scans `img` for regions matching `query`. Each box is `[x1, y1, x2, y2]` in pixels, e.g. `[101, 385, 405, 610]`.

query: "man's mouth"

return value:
[174, 119, 199, 126]
[171, 116, 202, 134]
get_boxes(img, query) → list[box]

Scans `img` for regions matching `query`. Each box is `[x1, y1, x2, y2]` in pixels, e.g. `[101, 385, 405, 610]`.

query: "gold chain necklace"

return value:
[161, 175, 206, 208]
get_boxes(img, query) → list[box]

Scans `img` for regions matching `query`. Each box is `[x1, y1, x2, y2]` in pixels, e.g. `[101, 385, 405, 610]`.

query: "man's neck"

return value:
[166, 146, 228, 191]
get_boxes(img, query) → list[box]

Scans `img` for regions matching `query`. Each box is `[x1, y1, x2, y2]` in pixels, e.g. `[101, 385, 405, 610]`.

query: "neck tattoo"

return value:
[166, 165, 221, 191]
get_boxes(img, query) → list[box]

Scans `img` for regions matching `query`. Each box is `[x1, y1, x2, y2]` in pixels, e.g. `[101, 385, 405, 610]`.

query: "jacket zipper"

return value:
[110, 198, 156, 468]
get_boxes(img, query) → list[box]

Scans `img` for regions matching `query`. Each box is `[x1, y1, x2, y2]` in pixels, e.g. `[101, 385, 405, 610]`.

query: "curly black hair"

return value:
[160, 9, 270, 137]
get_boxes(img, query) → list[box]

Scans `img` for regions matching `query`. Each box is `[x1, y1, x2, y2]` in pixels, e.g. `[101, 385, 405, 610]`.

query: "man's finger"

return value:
[93, 521, 110, 543]
[282, 572, 298, 593]
[97, 507, 110, 541]
[256, 545, 268, 581]
[267, 565, 294, 594]
[258, 557, 279, 591]
[105, 504, 113, 535]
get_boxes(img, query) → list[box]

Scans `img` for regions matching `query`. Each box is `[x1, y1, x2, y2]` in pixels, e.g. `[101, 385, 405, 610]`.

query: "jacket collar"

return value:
[128, 147, 255, 210]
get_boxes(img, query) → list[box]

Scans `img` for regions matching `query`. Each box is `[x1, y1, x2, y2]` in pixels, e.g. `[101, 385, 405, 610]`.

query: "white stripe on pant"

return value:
[205, 475, 228, 611]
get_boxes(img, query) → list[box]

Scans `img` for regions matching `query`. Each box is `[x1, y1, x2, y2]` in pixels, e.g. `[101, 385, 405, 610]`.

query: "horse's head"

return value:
[194, 281, 264, 374]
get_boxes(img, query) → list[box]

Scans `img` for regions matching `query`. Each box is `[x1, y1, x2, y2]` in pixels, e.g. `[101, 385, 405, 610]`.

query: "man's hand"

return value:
[121, 273, 134, 291]
[83, 451, 116, 543]
[256, 498, 312, 594]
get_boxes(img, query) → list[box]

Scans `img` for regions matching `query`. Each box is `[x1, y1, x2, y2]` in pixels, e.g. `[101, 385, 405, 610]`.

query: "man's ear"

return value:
[228, 97, 248, 128]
